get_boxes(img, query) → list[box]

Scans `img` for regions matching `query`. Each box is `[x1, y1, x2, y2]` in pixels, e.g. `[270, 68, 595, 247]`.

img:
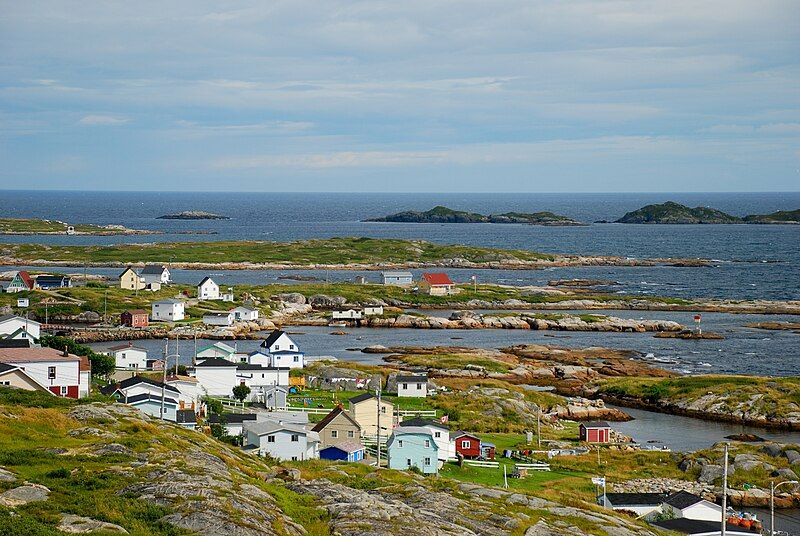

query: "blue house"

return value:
[320, 441, 365, 462]
[386, 427, 439, 474]
[125, 393, 178, 421]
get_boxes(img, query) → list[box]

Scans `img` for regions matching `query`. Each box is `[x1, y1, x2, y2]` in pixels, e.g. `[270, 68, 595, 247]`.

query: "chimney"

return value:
[62, 348, 69, 357]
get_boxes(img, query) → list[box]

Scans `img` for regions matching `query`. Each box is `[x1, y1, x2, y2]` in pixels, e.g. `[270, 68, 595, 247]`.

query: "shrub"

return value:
[45, 467, 71, 478]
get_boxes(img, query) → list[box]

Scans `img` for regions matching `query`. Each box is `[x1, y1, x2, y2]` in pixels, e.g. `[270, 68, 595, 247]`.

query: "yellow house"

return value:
[419, 273, 457, 296]
[119, 267, 146, 291]
[348, 393, 396, 438]
[0, 363, 53, 394]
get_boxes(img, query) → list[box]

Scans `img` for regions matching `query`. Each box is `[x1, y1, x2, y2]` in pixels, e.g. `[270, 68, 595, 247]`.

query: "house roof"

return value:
[0, 362, 17, 373]
[321, 440, 364, 454]
[119, 266, 137, 278]
[195, 357, 237, 367]
[400, 417, 448, 430]
[0, 338, 34, 348]
[122, 309, 148, 315]
[13, 271, 34, 289]
[421, 272, 453, 286]
[450, 430, 480, 441]
[197, 276, 216, 286]
[580, 421, 611, 429]
[348, 392, 385, 405]
[152, 299, 183, 305]
[243, 419, 310, 437]
[664, 491, 710, 510]
[36, 275, 69, 284]
[651, 518, 755, 535]
[0, 314, 42, 327]
[126, 393, 178, 406]
[236, 364, 289, 371]
[101, 375, 180, 395]
[381, 271, 413, 278]
[203, 313, 232, 319]
[106, 343, 148, 352]
[396, 375, 428, 383]
[603, 492, 666, 507]
[311, 406, 360, 433]
[233, 306, 257, 313]
[176, 409, 197, 424]
[261, 330, 287, 348]
[0, 347, 79, 364]
[208, 413, 257, 424]
[141, 265, 167, 274]
[198, 342, 235, 354]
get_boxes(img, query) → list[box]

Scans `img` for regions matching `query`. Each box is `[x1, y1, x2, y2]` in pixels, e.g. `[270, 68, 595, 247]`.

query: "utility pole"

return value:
[537, 408, 541, 449]
[103, 289, 108, 324]
[175, 333, 179, 376]
[721, 443, 728, 536]
[376, 388, 381, 467]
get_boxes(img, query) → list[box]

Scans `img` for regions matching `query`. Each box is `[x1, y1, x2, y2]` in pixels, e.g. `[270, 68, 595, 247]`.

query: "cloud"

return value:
[77, 114, 129, 126]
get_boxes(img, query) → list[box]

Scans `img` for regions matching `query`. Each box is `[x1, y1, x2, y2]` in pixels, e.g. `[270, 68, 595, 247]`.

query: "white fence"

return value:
[397, 409, 437, 418]
[463, 460, 500, 469]
[284, 406, 332, 415]
[515, 462, 551, 471]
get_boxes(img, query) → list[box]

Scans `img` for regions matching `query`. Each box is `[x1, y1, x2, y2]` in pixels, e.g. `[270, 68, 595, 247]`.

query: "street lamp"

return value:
[770, 479, 799, 535]
[160, 353, 181, 420]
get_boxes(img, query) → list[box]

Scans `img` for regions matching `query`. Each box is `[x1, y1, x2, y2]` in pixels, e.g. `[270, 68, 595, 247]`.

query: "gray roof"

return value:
[208, 413, 257, 424]
[580, 421, 610, 429]
[664, 491, 708, 510]
[321, 440, 364, 454]
[153, 299, 183, 305]
[244, 419, 310, 436]
[652, 519, 750, 535]
[382, 271, 413, 278]
[126, 393, 178, 405]
[603, 493, 666, 507]
[397, 375, 428, 383]
[141, 265, 167, 274]
[195, 358, 237, 367]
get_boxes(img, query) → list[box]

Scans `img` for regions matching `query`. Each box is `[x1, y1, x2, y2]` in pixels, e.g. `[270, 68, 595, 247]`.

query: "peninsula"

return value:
[0, 218, 159, 236]
[157, 210, 230, 220]
[615, 201, 800, 224]
[365, 205, 585, 226]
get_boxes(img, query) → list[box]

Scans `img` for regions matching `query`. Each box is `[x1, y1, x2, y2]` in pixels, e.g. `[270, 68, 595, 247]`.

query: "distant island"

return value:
[364, 206, 585, 226]
[157, 211, 230, 220]
[614, 202, 800, 224]
[0, 218, 159, 236]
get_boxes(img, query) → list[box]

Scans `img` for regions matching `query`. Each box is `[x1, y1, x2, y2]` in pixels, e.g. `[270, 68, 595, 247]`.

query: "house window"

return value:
[461, 440, 470, 449]
[1, 381, 9, 386]
[48, 366, 56, 380]
[424, 457, 431, 466]
[275, 345, 280, 350]
[381, 406, 387, 414]
[416, 383, 422, 389]
[291, 456, 298, 461]
[331, 430, 338, 438]
[291, 434, 299, 442]
[406, 458, 412, 467]
[402, 383, 408, 390]
[290, 344, 294, 350]
[60, 386, 68, 396]
[293, 356, 299, 362]
[398, 440, 403, 447]
[347, 430, 354, 438]
[21, 332, 27, 338]
[424, 440, 430, 448]
[434, 431, 441, 438]
[267, 435, 275, 443]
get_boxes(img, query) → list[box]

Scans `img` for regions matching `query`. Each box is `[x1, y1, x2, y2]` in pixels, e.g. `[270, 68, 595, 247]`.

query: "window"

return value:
[1, 381, 9, 386]
[406, 458, 412, 467]
[461, 440, 470, 449]
[48, 366, 56, 380]
[293, 356, 299, 362]
[402, 383, 408, 390]
[424, 457, 431, 466]
[398, 440, 403, 447]
[21, 332, 27, 339]
[275, 345, 280, 350]
[267, 435, 275, 443]
[434, 431, 441, 438]
[60, 386, 68, 396]
[121, 353, 126, 359]
[347, 430, 354, 438]
[291, 456, 298, 461]
[290, 344, 294, 350]
[424, 440, 430, 448]
[416, 383, 422, 389]
[291, 434, 299, 442]
[381, 406, 387, 414]
[331, 430, 338, 438]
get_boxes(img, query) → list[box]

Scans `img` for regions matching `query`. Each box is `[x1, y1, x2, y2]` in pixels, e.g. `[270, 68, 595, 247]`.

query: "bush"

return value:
[45, 467, 71, 478]
[40, 335, 115, 377]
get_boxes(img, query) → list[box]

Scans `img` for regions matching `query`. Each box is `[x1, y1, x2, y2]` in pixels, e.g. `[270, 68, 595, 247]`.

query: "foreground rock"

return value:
[0, 483, 50, 506]
[58, 514, 129, 534]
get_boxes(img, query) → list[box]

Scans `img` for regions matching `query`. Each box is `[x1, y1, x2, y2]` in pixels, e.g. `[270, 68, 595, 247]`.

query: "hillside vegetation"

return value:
[616, 201, 800, 224]
[365, 206, 584, 225]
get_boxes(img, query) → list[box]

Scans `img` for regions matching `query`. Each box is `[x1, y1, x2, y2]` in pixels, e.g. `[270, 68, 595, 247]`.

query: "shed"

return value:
[579, 421, 611, 443]
[320, 441, 365, 462]
[452, 431, 481, 459]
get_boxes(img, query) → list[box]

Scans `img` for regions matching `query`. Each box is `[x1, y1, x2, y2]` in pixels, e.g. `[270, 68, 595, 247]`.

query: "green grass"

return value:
[0, 218, 129, 234]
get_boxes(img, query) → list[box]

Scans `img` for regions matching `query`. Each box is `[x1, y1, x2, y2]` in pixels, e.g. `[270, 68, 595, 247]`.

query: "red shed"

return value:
[579, 421, 611, 443]
[452, 431, 482, 459]
[121, 309, 149, 328]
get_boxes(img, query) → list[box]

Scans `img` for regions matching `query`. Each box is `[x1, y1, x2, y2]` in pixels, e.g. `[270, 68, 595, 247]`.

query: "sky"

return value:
[1, 1, 799, 192]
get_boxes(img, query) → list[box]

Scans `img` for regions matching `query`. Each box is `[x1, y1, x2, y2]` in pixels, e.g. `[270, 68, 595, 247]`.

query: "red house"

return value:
[579, 421, 611, 443]
[121, 309, 149, 328]
[452, 431, 482, 459]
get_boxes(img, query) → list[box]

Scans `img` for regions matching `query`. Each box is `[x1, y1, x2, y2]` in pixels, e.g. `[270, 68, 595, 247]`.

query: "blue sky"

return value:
[1, 1, 799, 192]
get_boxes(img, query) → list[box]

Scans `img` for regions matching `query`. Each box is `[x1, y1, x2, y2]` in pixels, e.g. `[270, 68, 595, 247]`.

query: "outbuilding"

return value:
[451, 431, 481, 459]
[197, 277, 220, 300]
[203, 312, 234, 326]
[120, 309, 149, 328]
[396, 374, 428, 398]
[579, 421, 611, 443]
[381, 271, 413, 286]
[320, 441, 365, 462]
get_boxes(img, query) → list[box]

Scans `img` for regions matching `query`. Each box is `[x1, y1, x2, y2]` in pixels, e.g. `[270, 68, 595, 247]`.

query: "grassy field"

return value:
[0, 218, 140, 235]
[0, 237, 555, 266]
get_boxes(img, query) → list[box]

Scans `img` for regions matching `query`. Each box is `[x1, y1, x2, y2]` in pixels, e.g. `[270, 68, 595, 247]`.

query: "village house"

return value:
[381, 271, 413, 286]
[35, 275, 71, 289]
[311, 406, 361, 448]
[331, 308, 363, 321]
[0, 314, 41, 341]
[208, 413, 257, 437]
[197, 277, 220, 300]
[0, 347, 84, 398]
[387, 427, 439, 474]
[5, 271, 34, 293]
[262, 384, 289, 410]
[396, 374, 428, 398]
[101, 375, 181, 402]
[451, 431, 482, 459]
[399, 417, 454, 463]
[234, 364, 290, 403]
[125, 393, 179, 421]
[176, 409, 197, 429]
[193, 358, 238, 397]
[260, 330, 305, 369]
[320, 441, 365, 462]
[141, 265, 171, 286]
[102, 342, 148, 370]
[196, 342, 236, 361]
[151, 299, 185, 321]
[165, 375, 200, 409]
[661, 491, 723, 522]
[0, 362, 53, 394]
[232, 306, 259, 321]
[419, 272, 456, 296]
[147, 358, 164, 371]
[599, 493, 667, 517]
[243, 420, 320, 461]
[203, 312, 234, 326]
[363, 305, 384, 316]
[120, 309, 149, 328]
[579, 421, 612, 443]
[347, 393, 397, 438]
[118, 267, 146, 291]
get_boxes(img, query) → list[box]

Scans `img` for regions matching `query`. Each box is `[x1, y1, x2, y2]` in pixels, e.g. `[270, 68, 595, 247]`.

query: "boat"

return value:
[328, 321, 347, 328]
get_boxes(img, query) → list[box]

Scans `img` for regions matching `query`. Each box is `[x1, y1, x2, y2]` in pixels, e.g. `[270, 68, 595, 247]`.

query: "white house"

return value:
[101, 375, 181, 401]
[103, 342, 148, 370]
[260, 330, 305, 369]
[0, 315, 41, 341]
[662, 491, 722, 522]
[193, 358, 238, 397]
[243, 420, 320, 461]
[235, 364, 289, 390]
[203, 312, 234, 326]
[5, 271, 34, 293]
[196, 342, 236, 361]
[208, 413, 258, 437]
[331, 308, 363, 321]
[165, 375, 201, 408]
[364, 305, 384, 316]
[141, 265, 171, 286]
[600, 493, 667, 517]
[126, 393, 179, 421]
[197, 277, 220, 300]
[0, 347, 83, 398]
[399, 417, 454, 464]
[263, 385, 289, 410]
[396, 374, 428, 398]
[232, 306, 259, 321]
[0, 363, 53, 394]
[381, 271, 413, 286]
[151, 299, 185, 322]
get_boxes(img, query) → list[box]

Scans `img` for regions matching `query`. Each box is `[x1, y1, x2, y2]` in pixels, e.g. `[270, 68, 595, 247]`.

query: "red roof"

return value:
[422, 273, 453, 286]
[0, 347, 80, 363]
[17, 271, 34, 289]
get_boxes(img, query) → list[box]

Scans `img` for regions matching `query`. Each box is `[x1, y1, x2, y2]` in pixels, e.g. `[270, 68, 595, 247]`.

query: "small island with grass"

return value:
[364, 205, 585, 226]
[157, 210, 230, 220]
[615, 201, 800, 224]
[0, 218, 158, 235]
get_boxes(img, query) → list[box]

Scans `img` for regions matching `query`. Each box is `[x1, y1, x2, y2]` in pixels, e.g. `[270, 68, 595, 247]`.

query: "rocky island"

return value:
[615, 201, 800, 224]
[365, 205, 585, 226]
[157, 210, 230, 220]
